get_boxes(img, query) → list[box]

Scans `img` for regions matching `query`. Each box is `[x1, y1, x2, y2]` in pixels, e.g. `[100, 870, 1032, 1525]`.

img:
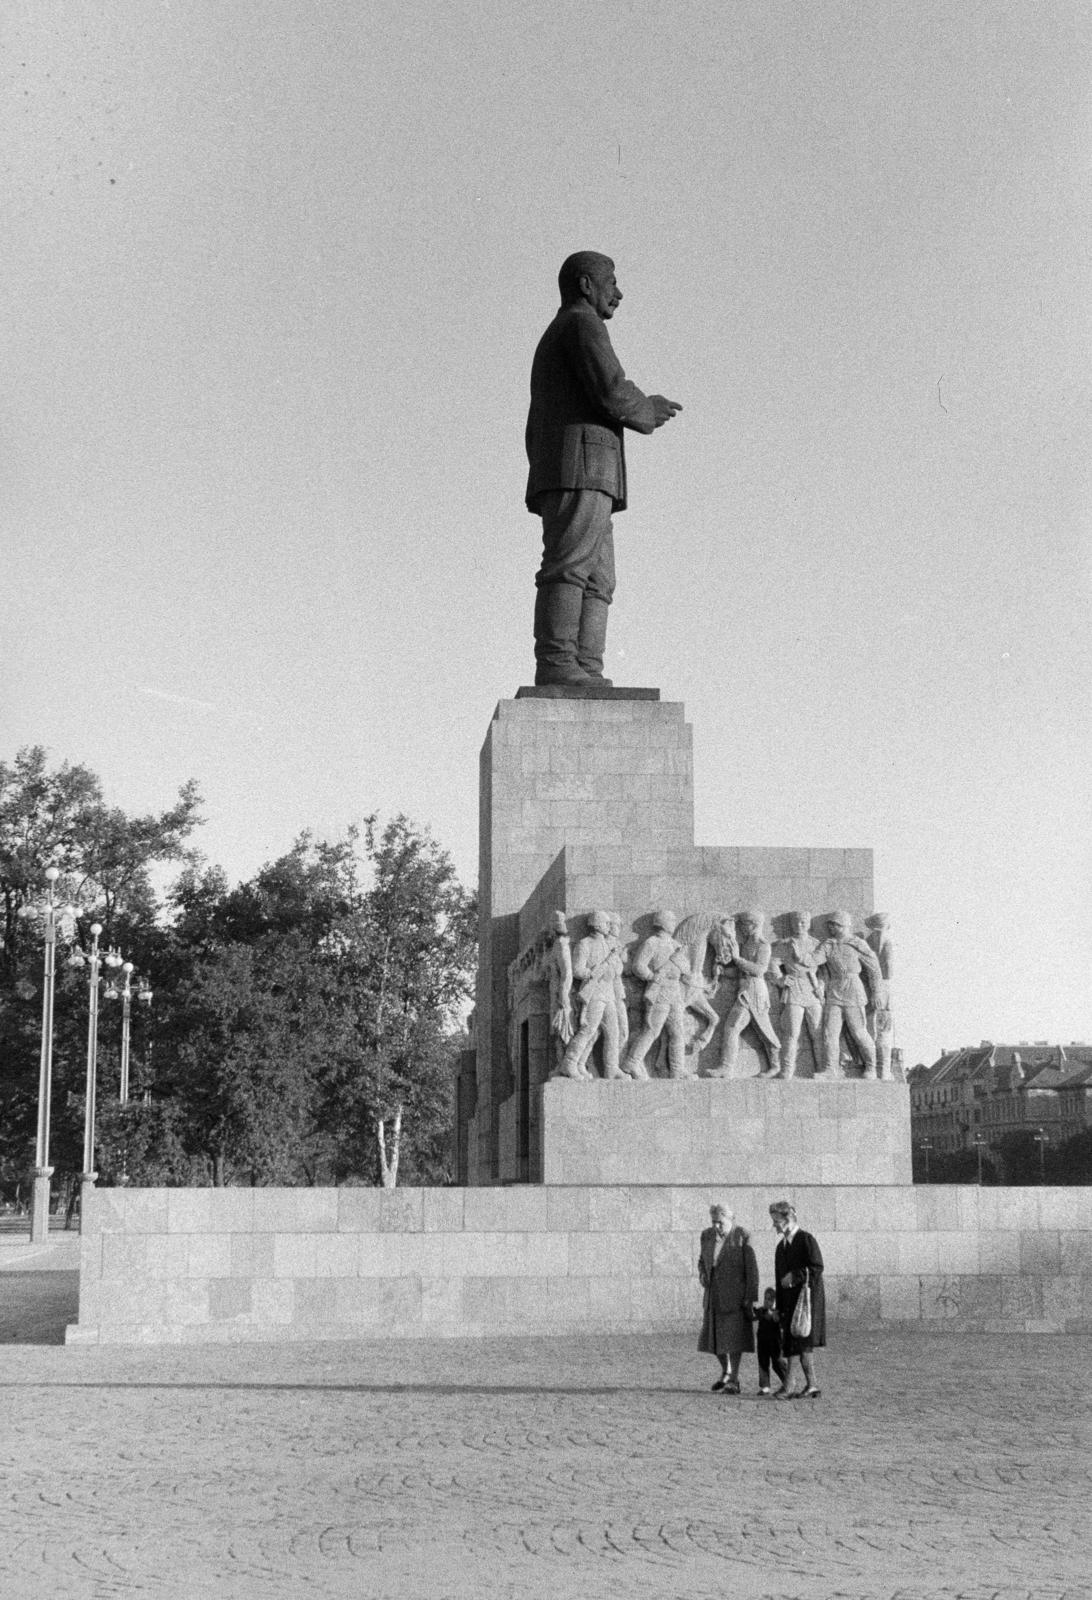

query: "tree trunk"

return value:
[376, 1104, 403, 1188]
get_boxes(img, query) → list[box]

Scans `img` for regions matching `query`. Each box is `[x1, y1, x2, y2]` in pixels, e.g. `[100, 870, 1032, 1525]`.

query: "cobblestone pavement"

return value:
[0, 1275, 1089, 1600]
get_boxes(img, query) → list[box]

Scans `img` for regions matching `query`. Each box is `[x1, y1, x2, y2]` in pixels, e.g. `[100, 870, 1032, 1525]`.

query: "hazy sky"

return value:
[5, 0, 1090, 1068]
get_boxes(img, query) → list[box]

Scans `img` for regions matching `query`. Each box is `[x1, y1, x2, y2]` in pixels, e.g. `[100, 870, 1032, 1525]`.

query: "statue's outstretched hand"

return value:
[650, 395, 682, 427]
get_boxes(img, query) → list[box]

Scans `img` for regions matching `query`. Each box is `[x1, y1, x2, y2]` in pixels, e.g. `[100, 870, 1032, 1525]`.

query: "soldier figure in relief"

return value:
[559, 909, 624, 1080]
[707, 911, 782, 1079]
[865, 912, 895, 1080]
[621, 910, 691, 1079]
[770, 912, 824, 1079]
[607, 913, 631, 1056]
[571, 911, 631, 1078]
[816, 912, 883, 1079]
[671, 911, 734, 1066]
[547, 911, 575, 1075]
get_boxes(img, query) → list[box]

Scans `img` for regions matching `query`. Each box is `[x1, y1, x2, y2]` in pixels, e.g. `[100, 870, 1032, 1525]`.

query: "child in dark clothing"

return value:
[755, 1287, 787, 1395]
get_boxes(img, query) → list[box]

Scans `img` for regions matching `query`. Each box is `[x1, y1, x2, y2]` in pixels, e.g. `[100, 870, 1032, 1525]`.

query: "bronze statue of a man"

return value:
[524, 252, 681, 686]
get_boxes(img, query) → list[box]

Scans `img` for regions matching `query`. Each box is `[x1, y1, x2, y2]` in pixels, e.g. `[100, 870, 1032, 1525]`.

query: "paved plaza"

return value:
[1, 1252, 1090, 1600]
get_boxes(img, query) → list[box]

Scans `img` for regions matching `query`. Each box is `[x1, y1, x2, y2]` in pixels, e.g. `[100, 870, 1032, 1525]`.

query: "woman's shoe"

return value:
[723, 1379, 741, 1395]
[711, 1377, 728, 1391]
[772, 1387, 797, 1401]
[801, 1386, 822, 1399]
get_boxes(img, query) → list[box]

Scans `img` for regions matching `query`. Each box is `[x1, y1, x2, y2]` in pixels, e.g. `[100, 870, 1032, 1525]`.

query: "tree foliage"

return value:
[0, 745, 201, 965]
[0, 747, 476, 1197]
[913, 1130, 1092, 1186]
[912, 1145, 1000, 1185]
[160, 819, 476, 1185]
[0, 747, 203, 1199]
[994, 1128, 1092, 1186]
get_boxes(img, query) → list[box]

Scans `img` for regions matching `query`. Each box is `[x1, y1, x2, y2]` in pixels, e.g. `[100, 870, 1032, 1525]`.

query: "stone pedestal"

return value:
[464, 689, 886, 1186]
[540, 1078, 912, 1187]
[472, 691, 696, 1183]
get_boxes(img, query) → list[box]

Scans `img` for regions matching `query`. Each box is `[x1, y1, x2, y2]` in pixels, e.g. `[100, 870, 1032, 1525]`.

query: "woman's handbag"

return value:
[789, 1278, 812, 1339]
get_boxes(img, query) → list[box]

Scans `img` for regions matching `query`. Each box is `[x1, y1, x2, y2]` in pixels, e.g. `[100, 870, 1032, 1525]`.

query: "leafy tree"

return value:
[87, 1098, 197, 1188]
[1052, 1128, 1092, 1184]
[317, 816, 476, 1185]
[0, 747, 202, 1203]
[163, 937, 340, 1185]
[0, 746, 201, 958]
[995, 1126, 1092, 1185]
[1, 745, 475, 1195]
[158, 818, 475, 1186]
[996, 1130, 1050, 1185]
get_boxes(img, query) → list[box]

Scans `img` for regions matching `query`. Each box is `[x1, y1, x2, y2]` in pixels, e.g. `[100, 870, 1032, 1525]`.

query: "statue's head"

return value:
[608, 912, 622, 937]
[735, 910, 762, 937]
[587, 908, 611, 935]
[787, 910, 808, 935]
[558, 251, 621, 319]
[865, 912, 890, 931]
[551, 910, 568, 935]
[651, 908, 677, 935]
[827, 911, 852, 938]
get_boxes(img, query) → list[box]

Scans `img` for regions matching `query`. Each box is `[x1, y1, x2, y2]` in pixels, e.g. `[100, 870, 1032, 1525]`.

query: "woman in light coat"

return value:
[697, 1204, 759, 1393]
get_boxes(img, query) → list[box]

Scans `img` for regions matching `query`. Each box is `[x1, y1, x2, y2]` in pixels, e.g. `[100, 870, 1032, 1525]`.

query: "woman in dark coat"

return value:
[697, 1204, 759, 1394]
[769, 1198, 825, 1400]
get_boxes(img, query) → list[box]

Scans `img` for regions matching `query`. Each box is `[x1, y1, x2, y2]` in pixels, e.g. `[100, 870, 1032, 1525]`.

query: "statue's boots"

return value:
[534, 582, 593, 686]
[576, 594, 613, 686]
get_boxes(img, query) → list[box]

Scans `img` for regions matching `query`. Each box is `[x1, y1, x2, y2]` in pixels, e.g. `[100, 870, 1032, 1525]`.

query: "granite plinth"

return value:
[539, 1078, 912, 1187]
[474, 695, 697, 1183]
[469, 693, 877, 1186]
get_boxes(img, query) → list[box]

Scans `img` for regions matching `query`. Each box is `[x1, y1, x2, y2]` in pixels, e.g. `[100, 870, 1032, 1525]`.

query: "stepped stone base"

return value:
[470, 693, 878, 1185]
[67, 1184, 1092, 1345]
[540, 1078, 911, 1187]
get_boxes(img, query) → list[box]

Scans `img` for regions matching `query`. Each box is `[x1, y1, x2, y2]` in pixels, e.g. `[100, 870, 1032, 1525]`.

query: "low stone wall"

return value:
[67, 1183, 1092, 1345]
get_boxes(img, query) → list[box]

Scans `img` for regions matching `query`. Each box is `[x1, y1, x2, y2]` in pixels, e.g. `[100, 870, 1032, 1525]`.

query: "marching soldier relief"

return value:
[507, 908, 899, 1085]
[559, 909, 625, 1081]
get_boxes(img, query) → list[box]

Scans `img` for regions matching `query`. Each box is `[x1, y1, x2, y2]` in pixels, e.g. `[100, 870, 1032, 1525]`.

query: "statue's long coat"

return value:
[525, 302, 654, 513]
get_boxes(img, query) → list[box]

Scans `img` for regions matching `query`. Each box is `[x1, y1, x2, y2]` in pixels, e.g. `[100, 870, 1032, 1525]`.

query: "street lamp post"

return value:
[102, 960, 152, 1186]
[29, 867, 61, 1243]
[79, 924, 103, 1208]
[116, 964, 152, 1105]
[72, 925, 123, 1217]
[118, 963, 135, 1103]
[1034, 1126, 1047, 1185]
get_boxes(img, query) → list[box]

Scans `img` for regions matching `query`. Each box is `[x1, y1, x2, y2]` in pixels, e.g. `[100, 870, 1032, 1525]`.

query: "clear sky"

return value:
[4, 0, 1090, 1067]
